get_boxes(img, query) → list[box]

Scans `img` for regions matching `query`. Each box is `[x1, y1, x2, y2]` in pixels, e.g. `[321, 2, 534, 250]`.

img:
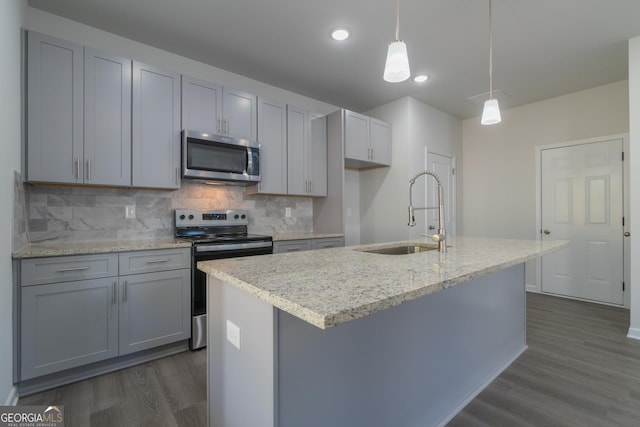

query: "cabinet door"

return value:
[27, 31, 83, 184]
[84, 49, 132, 186]
[256, 97, 288, 194]
[369, 118, 392, 166]
[309, 115, 327, 197]
[21, 278, 118, 380]
[222, 87, 257, 140]
[344, 110, 369, 163]
[132, 62, 181, 189]
[119, 269, 191, 355]
[273, 240, 313, 253]
[181, 76, 222, 134]
[287, 106, 310, 196]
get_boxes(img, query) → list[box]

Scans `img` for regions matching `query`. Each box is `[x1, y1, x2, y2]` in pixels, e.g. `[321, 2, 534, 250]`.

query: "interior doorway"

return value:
[426, 151, 456, 238]
[539, 136, 626, 306]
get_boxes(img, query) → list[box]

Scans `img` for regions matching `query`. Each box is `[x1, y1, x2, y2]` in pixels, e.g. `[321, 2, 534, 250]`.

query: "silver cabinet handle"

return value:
[217, 118, 222, 133]
[57, 266, 89, 272]
[86, 159, 91, 181]
[75, 157, 80, 179]
[625, 232, 631, 237]
[146, 258, 170, 264]
[543, 229, 551, 235]
[112, 282, 117, 305]
[122, 281, 127, 303]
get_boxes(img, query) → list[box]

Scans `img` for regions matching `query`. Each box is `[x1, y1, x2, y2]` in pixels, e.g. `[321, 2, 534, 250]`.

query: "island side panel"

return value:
[277, 264, 526, 427]
[207, 276, 276, 427]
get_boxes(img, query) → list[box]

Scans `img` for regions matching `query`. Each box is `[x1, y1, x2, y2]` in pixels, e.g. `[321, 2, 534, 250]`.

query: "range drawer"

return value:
[119, 247, 191, 275]
[21, 254, 118, 286]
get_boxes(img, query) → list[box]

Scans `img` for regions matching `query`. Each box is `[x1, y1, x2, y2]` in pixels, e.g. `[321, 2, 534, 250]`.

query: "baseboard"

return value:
[4, 385, 19, 406]
[435, 345, 528, 427]
[627, 327, 640, 341]
[525, 283, 538, 293]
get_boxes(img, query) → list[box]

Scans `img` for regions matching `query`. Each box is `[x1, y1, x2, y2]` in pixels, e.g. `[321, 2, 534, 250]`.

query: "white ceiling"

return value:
[27, 0, 640, 119]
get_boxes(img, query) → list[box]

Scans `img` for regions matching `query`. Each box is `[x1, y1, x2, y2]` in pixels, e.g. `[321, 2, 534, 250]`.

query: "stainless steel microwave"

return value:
[181, 130, 260, 185]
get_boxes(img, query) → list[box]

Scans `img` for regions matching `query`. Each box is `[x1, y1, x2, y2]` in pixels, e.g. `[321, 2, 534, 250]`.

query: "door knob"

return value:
[624, 232, 631, 237]
[543, 229, 551, 235]
[428, 225, 436, 230]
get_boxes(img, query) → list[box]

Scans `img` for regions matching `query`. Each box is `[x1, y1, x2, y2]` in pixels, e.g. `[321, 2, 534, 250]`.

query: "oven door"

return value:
[182, 130, 260, 184]
[191, 241, 272, 350]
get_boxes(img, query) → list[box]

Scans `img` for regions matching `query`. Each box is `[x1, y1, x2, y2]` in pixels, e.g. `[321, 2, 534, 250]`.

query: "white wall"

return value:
[360, 97, 462, 244]
[628, 37, 640, 339]
[25, 8, 337, 116]
[1, 0, 26, 405]
[462, 81, 629, 290]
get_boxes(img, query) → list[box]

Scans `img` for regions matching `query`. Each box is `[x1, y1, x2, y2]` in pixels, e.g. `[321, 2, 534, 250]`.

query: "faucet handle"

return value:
[431, 233, 446, 243]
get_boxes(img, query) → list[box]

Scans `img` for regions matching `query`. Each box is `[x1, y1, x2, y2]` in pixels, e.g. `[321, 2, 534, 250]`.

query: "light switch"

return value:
[226, 320, 241, 350]
[125, 205, 136, 219]
[285, 207, 292, 217]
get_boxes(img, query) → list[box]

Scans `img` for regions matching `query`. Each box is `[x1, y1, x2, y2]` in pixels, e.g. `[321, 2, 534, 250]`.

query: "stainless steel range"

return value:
[175, 209, 273, 350]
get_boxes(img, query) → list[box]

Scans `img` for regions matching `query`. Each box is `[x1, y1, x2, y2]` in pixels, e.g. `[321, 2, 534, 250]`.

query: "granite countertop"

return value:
[12, 239, 192, 259]
[198, 236, 568, 330]
[272, 233, 344, 241]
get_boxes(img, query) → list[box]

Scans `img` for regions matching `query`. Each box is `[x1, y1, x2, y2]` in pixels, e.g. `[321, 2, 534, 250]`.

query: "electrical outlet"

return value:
[285, 207, 292, 218]
[226, 320, 241, 350]
[125, 205, 136, 219]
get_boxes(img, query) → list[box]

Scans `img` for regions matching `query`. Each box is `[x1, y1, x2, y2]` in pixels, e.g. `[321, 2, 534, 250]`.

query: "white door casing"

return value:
[540, 138, 624, 305]
[426, 151, 456, 238]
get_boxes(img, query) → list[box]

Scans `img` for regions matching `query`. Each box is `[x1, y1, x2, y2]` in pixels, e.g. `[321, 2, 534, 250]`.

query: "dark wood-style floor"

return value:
[19, 292, 640, 426]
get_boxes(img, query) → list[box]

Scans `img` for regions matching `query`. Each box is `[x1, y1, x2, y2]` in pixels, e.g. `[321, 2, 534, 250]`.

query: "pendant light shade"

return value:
[384, 40, 410, 82]
[383, 0, 410, 82]
[481, 99, 501, 125]
[481, 0, 501, 125]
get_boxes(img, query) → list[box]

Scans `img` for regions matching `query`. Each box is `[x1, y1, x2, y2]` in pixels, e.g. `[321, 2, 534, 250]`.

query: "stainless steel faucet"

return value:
[408, 170, 446, 252]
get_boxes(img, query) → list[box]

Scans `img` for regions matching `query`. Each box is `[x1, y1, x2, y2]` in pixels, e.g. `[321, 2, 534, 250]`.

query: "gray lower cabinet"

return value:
[118, 269, 190, 355]
[19, 248, 191, 381]
[21, 277, 119, 380]
[273, 237, 344, 254]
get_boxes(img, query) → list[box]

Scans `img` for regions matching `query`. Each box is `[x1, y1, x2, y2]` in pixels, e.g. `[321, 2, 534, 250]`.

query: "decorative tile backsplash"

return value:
[26, 182, 313, 243]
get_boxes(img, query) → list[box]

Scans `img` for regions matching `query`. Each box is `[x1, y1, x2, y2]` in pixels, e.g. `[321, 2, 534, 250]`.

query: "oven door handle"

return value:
[195, 241, 273, 253]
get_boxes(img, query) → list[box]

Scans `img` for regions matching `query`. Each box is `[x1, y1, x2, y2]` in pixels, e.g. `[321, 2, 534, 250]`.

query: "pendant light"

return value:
[481, 0, 502, 125]
[383, 0, 410, 83]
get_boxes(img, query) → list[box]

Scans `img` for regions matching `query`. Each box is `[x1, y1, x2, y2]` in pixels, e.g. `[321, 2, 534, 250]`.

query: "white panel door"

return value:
[426, 152, 456, 237]
[541, 139, 624, 305]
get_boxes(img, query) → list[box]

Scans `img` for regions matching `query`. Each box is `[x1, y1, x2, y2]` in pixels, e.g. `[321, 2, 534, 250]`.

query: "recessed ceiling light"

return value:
[413, 74, 429, 83]
[330, 28, 351, 41]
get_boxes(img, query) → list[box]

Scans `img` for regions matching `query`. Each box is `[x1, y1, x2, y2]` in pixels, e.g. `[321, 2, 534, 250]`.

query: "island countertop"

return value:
[198, 236, 567, 329]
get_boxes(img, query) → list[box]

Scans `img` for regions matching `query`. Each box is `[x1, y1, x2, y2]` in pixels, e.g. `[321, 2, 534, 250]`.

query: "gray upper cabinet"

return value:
[181, 76, 257, 140]
[287, 106, 327, 197]
[181, 76, 222, 135]
[27, 31, 83, 184]
[344, 110, 392, 168]
[254, 97, 287, 194]
[84, 49, 132, 186]
[132, 61, 181, 189]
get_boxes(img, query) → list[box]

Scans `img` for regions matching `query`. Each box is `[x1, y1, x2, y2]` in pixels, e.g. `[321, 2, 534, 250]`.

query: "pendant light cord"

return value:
[396, 0, 400, 41]
[488, 0, 493, 98]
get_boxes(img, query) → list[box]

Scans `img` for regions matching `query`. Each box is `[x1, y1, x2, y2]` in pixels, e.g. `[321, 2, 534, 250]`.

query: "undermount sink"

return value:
[358, 243, 440, 255]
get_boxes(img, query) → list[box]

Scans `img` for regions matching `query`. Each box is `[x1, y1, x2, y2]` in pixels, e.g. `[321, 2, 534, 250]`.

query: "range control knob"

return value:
[234, 214, 240, 219]
[188, 214, 194, 220]
[179, 214, 186, 220]
[241, 214, 246, 219]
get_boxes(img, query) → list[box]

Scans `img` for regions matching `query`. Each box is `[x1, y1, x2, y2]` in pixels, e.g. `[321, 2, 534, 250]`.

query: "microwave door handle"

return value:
[246, 147, 253, 175]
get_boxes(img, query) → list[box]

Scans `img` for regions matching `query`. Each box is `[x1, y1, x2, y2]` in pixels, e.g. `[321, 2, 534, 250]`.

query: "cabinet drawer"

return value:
[21, 254, 118, 286]
[312, 237, 345, 250]
[273, 240, 313, 253]
[119, 248, 191, 275]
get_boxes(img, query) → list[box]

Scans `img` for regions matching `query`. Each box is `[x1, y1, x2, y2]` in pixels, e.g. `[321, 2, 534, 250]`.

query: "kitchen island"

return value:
[198, 237, 567, 427]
